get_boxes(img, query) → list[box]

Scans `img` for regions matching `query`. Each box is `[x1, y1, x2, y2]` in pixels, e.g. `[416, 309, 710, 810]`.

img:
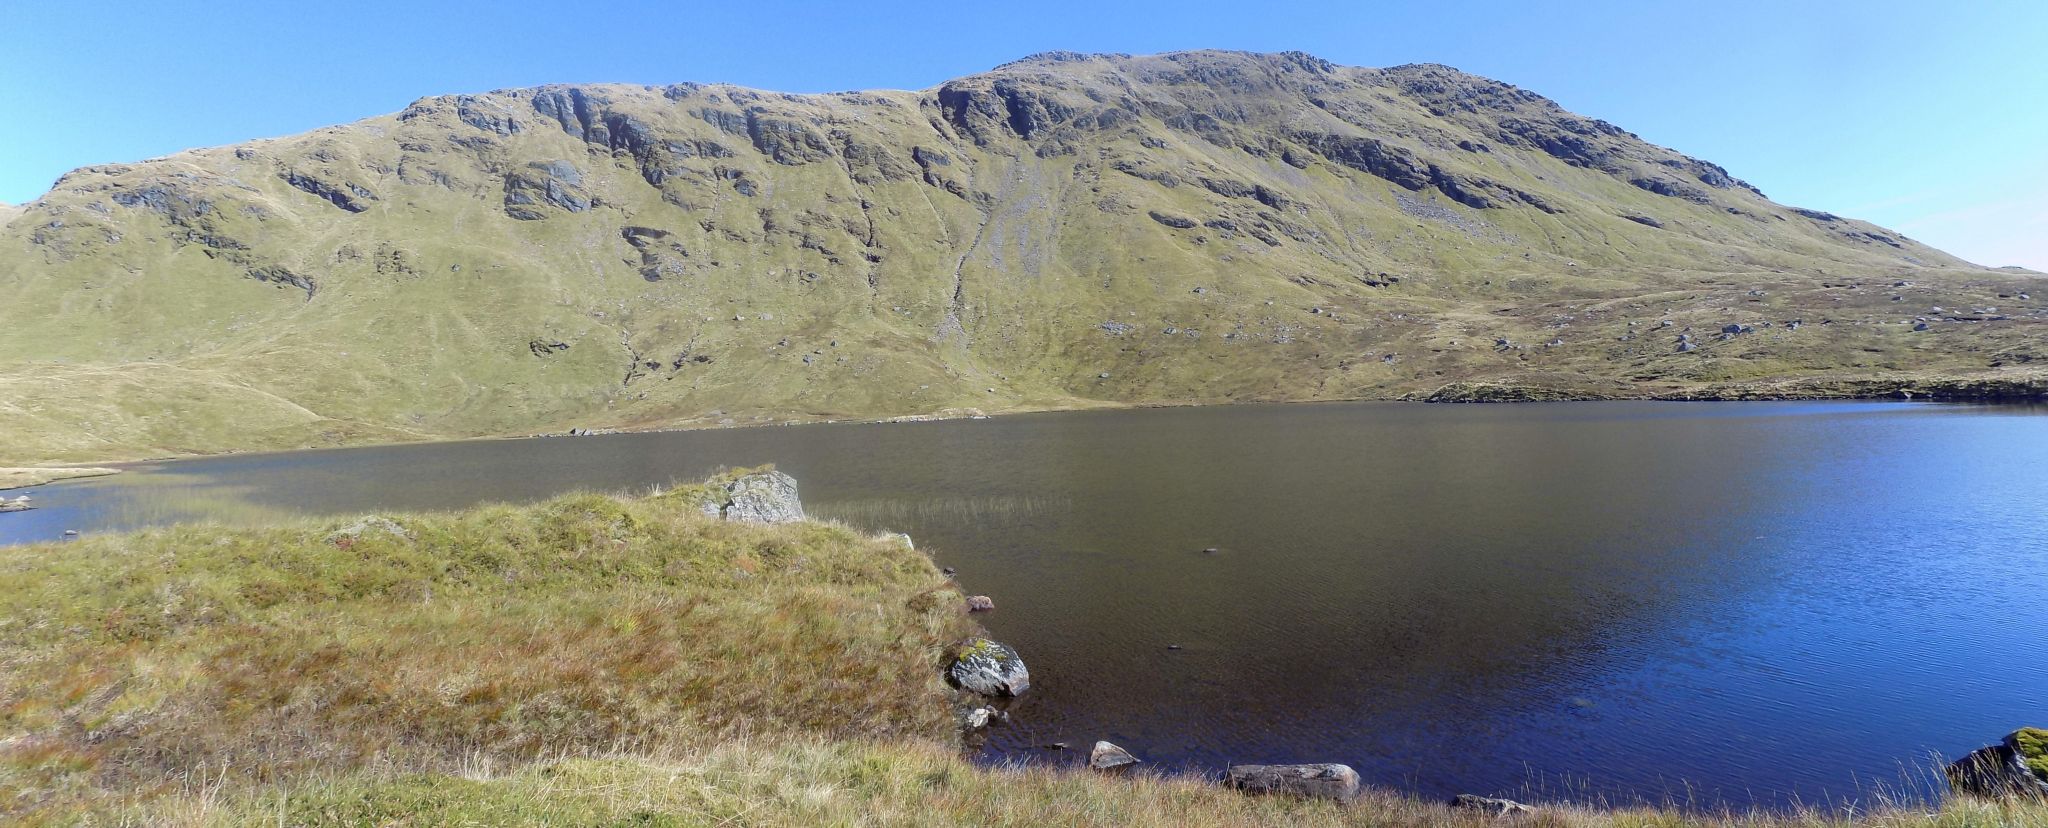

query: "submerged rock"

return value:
[1225, 763, 1360, 801]
[948, 638, 1030, 697]
[698, 470, 806, 524]
[1089, 740, 1140, 772]
[1949, 728, 2048, 799]
[1451, 794, 1535, 816]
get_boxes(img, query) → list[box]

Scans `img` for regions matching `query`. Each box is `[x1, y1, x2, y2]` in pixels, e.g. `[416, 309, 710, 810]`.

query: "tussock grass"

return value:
[0, 484, 974, 822]
[3, 483, 2043, 826]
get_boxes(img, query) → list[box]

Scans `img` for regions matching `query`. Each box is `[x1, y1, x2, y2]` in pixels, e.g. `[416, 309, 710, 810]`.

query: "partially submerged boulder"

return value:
[948, 638, 1030, 697]
[966, 595, 995, 612]
[1949, 728, 2048, 799]
[1090, 740, 1140, 772]
[1225, 763, 1360, 801]
[698, 470, 806, 524]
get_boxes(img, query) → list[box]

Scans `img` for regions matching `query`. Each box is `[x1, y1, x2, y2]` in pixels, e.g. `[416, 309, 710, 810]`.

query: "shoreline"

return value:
[5, 375, 2044, 473]
[0, 466, 122, 492]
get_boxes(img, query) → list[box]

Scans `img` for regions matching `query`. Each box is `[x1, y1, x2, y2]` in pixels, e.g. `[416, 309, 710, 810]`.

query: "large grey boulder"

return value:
[947, 638, 1030, 697]
[1225, 763, 1360, 801]
[1949, 728, 2048, 799]
[699, 470, 805, 524]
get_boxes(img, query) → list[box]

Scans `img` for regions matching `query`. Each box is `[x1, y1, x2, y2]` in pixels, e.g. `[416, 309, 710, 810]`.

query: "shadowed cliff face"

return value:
[2, 49, 2044, 462]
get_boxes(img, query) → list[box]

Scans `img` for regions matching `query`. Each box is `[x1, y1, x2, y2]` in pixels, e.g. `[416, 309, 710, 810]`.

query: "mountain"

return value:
[3, 50, 2043, 462]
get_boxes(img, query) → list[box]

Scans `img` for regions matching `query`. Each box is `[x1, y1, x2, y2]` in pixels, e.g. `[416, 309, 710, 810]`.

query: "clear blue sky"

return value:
[4, 0, 2044, 268]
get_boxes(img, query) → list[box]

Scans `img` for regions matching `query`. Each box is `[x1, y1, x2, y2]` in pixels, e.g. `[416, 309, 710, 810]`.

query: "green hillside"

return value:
[4, 50, 2043, 463]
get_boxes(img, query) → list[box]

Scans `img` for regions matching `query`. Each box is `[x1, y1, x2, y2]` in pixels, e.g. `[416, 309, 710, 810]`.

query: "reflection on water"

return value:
[4, 401, 2045, 809]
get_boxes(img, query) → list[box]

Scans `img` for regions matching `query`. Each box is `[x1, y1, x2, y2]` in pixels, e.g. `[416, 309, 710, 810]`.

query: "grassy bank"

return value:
[2, 480, 2043, 826]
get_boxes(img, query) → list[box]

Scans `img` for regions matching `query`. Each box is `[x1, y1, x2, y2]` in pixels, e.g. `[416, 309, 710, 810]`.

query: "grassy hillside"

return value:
[4, 50, 2047, 463]
[3, 482, 2043, 826]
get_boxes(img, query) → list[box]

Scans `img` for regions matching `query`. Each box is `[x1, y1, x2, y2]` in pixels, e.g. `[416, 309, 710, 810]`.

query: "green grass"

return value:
[3, 50, 2046, 465]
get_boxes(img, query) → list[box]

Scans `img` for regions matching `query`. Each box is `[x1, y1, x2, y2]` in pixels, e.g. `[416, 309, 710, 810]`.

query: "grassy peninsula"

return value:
[2, 472, 2043, 826]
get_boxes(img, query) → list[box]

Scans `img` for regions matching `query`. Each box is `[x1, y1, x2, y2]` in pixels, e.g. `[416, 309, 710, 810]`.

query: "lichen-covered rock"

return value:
[948, 638, 1030, 697]
[1451, 794, 1535, 816]
[1225, 763, 1360, 801]
[698, 470, 806, 524]
[1949, 728, 2048, 799]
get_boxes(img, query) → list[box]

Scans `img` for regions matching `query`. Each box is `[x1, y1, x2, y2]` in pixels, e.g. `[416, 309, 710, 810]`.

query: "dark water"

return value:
[5, 401, 2045, 807]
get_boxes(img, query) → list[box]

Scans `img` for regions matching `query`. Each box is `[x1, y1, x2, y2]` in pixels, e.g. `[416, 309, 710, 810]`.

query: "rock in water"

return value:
[1450, 794, 1535, 816]
[966, 595, 996, 612]
[948, 638, 1030, 696]
[699, 470, 806, 523]
[1949, 728, 2048, 799]
[1225, 763, 1361, 801]
[1089, 741, 1140, 772]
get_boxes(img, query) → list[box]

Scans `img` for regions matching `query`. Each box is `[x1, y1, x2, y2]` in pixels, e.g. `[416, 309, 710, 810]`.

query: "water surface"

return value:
[5, 401, 2044, 807]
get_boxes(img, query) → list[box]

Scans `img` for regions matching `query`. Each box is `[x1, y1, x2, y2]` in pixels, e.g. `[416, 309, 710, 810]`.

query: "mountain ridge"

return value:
[3, 49, 2043, 463]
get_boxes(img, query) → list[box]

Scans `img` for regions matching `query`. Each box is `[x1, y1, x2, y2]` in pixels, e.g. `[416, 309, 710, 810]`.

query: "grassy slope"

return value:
[1, 51, 2044, 464]
[2, 482, 2043, 826]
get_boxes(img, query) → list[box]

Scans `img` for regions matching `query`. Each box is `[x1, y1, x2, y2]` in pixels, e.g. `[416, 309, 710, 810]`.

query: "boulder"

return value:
[699, 470, 806, 524]
[1089, 741, 1140, 772]
[1949, 728, 2048, 799]
[1451, 794, 1535, 816]
[966, 595, 996, 612]
[948, 638, 1030, 697]
[1225, 763, 1360, 801]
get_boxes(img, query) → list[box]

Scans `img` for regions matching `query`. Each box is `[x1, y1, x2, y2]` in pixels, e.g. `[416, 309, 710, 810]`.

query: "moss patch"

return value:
[2015, 727, 2048, 779]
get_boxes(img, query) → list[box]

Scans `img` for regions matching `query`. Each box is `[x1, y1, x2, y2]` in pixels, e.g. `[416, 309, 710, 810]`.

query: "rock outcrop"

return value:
[697, 470, 805, 524]
[1950, 728, 2048, 799]
[947, 638, 1030, 697]
[1224, 763, 1361, 801]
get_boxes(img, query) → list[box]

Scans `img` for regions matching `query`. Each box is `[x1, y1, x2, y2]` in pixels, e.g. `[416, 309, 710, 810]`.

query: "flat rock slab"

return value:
[1451, 794, 1535, 816]
[1226, 763, 1360, 801]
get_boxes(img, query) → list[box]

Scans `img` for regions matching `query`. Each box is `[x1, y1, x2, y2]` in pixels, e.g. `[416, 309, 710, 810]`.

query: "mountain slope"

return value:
[4, 50, 2044, 462]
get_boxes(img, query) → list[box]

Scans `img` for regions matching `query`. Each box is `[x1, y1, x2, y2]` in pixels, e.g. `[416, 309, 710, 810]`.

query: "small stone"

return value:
[1098, 372, 1111, 379]
[1166, 644, 1182, 650]
[964, 707, 992, 729]
[1202, 547, 1220, 554]
[966, 595, 995, 612]
[941, 566, 956, 576]
[1089, 741, 1140, 772]
[63, 529, 79, 536]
